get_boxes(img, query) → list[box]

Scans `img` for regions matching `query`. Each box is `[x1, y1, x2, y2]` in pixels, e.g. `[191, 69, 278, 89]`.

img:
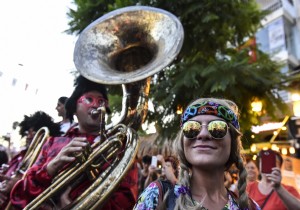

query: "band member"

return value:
[0, 111, 61, 209]
[10, 75, 138, 210]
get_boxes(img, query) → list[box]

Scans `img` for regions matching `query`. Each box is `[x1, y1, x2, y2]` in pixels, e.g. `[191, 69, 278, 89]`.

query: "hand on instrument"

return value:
[57, 186, 72, 209]
[265, 167, 282, 189]
[0, 191, 8, 205]
[0, 175, 21, 194]
[0, 174, 11, 182]
[47, 137, 88, 176]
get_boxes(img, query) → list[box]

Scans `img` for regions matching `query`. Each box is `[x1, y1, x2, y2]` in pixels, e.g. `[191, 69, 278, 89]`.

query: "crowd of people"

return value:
[0, 76, 299, 210]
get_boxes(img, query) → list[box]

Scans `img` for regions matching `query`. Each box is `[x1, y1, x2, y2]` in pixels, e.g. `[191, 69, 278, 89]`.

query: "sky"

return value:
[0, 0, 78, 135]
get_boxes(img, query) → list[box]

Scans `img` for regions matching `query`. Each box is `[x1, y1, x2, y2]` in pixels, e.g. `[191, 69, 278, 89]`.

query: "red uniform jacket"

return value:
[10, 126, 138, 209]
[0, 150, 26, 209]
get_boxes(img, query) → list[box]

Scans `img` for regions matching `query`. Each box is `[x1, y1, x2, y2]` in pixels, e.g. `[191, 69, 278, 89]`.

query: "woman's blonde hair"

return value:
[169, 98, 250, 210]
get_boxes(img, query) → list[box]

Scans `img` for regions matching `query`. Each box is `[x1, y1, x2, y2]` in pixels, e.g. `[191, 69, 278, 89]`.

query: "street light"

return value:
[251, 100, 262, 112]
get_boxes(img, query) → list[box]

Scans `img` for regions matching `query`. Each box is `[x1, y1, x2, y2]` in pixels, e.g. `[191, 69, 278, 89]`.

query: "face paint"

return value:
[77, 94, 108, 108]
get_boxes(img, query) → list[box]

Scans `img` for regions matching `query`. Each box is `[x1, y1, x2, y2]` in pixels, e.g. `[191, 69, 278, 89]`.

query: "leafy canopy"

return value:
[66, 0, 293, 148]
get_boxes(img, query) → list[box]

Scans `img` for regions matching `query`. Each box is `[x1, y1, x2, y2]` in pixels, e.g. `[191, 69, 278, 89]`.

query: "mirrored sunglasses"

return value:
[182, 120, 228, 139]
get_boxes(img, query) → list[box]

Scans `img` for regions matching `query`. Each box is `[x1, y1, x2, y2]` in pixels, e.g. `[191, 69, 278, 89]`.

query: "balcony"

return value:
[256, 0, 296, 23]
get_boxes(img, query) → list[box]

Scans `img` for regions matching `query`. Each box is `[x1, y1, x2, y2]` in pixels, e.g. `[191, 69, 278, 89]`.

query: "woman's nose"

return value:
[196, 125, 211, 140]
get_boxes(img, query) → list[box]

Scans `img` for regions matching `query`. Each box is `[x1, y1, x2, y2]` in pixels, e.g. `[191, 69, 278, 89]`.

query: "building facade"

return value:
[250, 0, 300, 157]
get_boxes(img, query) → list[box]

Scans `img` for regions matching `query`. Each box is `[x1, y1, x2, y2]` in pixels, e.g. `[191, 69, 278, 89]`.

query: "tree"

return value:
[66, 0, 295, 148]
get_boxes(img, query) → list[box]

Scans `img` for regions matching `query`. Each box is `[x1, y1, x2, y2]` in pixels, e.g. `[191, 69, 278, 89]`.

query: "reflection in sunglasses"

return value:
[182, 120, 228, 139]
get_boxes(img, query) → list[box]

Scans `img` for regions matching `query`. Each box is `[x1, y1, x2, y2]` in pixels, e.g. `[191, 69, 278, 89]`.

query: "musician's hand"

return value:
[47, 137, 88, 176]
[0, 179, 10, 194]
[57, 186, 72, 209]
[0, 175, 20, 194]
[0, 191, 8, 205]
[0, 174, 11, 181]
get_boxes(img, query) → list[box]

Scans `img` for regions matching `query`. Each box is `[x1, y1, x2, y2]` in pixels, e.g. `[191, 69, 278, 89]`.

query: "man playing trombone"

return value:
[0, 111, 61, 210]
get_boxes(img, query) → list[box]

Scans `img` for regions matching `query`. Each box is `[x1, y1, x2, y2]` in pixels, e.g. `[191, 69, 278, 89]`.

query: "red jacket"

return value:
[0, 150, 26, 209]
[10, 126, 138, 209]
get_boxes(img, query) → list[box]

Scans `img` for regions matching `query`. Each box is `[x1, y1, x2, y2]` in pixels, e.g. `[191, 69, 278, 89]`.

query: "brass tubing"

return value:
[24, 138, 123, 210]
[73, 128, 139, 210]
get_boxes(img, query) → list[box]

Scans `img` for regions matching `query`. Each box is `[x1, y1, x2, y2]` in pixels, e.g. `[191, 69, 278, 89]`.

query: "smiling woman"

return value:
[134, 97, 261, 210]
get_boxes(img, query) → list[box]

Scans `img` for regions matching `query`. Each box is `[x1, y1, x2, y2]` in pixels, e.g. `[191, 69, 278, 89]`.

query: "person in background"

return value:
[142, 154, 179, 197]
[247, 150, 300, 210]
[227, 164, 240, 195]
[10, 75, 138, 210]
[245, 159, 259, 183]
[0, 111, 61, 209]
[138, 155, 152, 195]
[134, 98, 260, 210]
[158, 155, 179, 185]
[143, 156, 161, 193]
[56, 96, 73, 134]
[283, 157, 293, 172]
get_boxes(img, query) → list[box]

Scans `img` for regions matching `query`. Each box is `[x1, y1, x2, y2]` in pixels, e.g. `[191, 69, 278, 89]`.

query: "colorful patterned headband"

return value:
[181, 101, 240, 130]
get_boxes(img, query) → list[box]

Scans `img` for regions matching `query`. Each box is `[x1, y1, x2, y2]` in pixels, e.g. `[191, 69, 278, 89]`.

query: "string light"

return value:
[281, 148, 288, 155]
[251, 100, 262, 112]
[271, 144, 279, 151]
[289, 147, 295, 154]
[250, 144, 257, 152]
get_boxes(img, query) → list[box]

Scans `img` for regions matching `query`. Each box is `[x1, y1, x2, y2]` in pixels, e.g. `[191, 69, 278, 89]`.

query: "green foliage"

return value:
[66, 0, 294, 148]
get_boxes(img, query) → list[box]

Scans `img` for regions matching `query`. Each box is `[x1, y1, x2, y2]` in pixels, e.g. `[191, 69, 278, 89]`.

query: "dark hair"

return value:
[0, 146, 8, 166]
[142, 155, 152, 165]
[65, 75, 111, 122]
[58, 96, 68, 104]
[245, 156, 259, 168]
[19, 111, 62, 137]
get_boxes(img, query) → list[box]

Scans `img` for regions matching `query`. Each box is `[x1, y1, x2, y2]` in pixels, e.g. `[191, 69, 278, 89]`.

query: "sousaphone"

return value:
[24, 5, 184, 210]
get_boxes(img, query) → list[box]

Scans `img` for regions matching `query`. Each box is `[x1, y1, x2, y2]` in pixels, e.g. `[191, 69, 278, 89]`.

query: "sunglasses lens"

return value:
[182, 120, 228, 139]
[182, 121, 201, 139]
[207, 120, 228, 139]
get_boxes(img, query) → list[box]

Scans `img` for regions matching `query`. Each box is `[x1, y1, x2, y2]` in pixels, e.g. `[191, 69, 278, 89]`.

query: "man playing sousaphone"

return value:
[10, 4, 183, 209]
[10, 76, 139, 210]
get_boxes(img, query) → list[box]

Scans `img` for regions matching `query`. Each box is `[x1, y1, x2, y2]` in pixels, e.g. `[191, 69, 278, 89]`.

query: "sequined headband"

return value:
[181, 101, 240, 129]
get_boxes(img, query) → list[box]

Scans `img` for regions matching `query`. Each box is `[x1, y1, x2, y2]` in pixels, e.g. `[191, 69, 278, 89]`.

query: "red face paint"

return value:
[77, 94, 108, 108]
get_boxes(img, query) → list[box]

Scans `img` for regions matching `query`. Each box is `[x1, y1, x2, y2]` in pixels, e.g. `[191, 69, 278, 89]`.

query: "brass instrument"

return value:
[0, 127, 49, 178]
[16, 127, 50, 175]
[24, 5, 184, 210]
[4, 127, 49, 210]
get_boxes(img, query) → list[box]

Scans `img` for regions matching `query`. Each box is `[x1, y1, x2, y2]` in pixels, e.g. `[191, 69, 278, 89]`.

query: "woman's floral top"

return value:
[133, 181, 261, 210]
